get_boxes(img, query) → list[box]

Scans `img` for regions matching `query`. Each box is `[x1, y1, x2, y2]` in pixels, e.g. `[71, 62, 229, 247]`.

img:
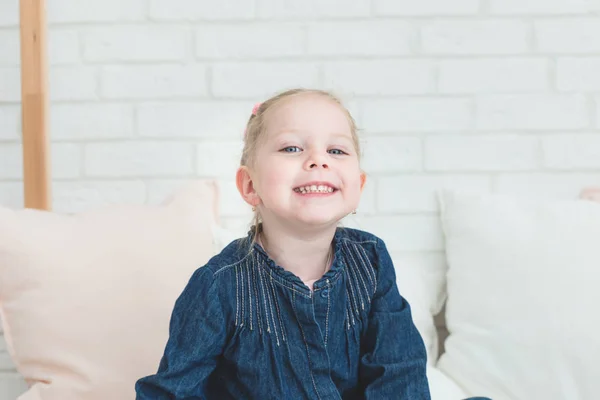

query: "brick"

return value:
[0, 67, 21, 102]
[0, 144, 22, 179]
[52, 143, 82, 179]
[195, 24, 304, 59]
[0, 30, 19, 66]
[148, 0, 255, 21]
[53, 180, 147, 214]
[490, 0, 600, 14]
[308, 21, 414, 56]
[51, 104, 134, 140]
[362, 98, 472, 133]
[0, 142, 82, 180]
[323, 60, 436, 96]
[425, 135, 539, 171]
[138, 101, 253, 139]
[439, 58, 548, 93]
[82, 26, 189, 63]
[597, 96, 600, 127]
[557, 58, 600, 91]
[378, 175, 491, 212]
[196, 141, 244, 178]
[212, 62, 319, 98]
[476, 95, 588, 130]
[0, 182, 23, 209]
[85, 142, 194, 177]
[257, 0, 371, 18]
[374, 0, 479, 15]
[0, 2, 18, 26]
[542, 134, 600, 169]
[0, 106, 20, 141]
[49, 29, 80, 65]
[2, 28, 80, 66]
[50, 67, 98, 101]
[361, 136, 422, 173]
[355, 215, 444, 252]
[422, 21, 529, 55]
[47, 0, 146, 23]
[100, 65, 208, 99]
[494, 172, 600, 198]
[536, 19, 600, 53]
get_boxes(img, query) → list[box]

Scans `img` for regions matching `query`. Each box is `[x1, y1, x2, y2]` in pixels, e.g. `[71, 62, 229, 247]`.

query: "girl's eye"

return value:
[328, 149, 347, 155]
[281, 146, 302, 153]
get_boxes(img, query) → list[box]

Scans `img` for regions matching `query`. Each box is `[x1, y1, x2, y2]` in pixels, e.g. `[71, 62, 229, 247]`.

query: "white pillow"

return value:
[437, 190, 600, 400]
[394, 254, 446, 365]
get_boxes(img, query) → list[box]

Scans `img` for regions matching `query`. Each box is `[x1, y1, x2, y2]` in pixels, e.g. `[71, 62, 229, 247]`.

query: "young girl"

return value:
[135, 88, 431, 399]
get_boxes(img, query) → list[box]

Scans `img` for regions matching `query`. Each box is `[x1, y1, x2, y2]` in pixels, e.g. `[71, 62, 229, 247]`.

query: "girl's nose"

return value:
[305, 155, 329, 169]
[304, 150, 329, 170]
[308, 162, 329, 169]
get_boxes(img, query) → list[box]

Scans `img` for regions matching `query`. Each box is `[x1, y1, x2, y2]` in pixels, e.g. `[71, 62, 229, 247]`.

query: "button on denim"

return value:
[135, 227, 431, 399]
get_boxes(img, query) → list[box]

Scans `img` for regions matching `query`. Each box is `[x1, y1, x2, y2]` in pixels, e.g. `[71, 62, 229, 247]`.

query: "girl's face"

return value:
[238, 94, 366, 230]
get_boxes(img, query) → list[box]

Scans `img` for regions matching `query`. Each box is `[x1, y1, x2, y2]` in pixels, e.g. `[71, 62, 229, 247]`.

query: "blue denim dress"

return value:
[135, 227, 431, 399]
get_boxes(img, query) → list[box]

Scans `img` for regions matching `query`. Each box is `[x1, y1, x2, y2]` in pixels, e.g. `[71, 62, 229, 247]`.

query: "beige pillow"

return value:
[0, 180, 218, 400]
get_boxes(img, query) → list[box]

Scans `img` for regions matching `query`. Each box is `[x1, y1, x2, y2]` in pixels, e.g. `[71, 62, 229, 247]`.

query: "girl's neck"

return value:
[257, 222, 336, 290]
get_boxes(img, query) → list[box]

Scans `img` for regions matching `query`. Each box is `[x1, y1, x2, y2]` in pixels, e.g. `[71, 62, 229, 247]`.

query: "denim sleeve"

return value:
[135, 266, 227, 399]
[359, 239, 431, 400]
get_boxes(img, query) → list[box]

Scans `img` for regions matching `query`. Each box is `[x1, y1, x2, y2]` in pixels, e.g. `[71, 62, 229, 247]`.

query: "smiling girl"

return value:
[136, 89, 431, 399]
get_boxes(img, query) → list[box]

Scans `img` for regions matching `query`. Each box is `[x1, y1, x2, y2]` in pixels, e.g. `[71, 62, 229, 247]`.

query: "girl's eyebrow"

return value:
[272, 130, 353, 143]
[330, 133, 354, 143]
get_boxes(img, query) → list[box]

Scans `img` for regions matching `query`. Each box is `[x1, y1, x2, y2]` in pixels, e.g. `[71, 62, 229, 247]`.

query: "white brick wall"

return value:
[2, 1, 600, 397]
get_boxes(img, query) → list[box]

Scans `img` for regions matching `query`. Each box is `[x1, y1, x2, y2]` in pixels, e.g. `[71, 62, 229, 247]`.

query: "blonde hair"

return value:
[240, 88, 361, 244]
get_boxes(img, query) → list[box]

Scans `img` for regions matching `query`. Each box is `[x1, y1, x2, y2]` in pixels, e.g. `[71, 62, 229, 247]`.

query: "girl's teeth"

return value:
[296, 185, 335, 194]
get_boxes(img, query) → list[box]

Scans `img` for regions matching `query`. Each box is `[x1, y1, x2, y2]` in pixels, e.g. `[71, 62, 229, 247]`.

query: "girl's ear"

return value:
[359, 171, 367, 193]
[236, 166, 262, 207]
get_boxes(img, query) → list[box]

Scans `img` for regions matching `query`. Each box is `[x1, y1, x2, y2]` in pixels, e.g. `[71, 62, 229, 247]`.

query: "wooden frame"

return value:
[19, 0, 51, 210]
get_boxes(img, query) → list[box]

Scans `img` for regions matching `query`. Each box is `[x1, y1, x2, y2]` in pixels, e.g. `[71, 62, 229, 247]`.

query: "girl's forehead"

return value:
[265, 95, 352, 137]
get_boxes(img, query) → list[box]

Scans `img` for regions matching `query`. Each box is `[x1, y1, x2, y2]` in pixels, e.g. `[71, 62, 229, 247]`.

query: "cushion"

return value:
[0, 180, 217, 400]
[394, 254, 446, 365]
[436, 190, 600, 400]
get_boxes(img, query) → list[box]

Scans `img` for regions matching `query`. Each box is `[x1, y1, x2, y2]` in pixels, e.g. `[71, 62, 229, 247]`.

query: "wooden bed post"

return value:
[19, 0, 51, 210]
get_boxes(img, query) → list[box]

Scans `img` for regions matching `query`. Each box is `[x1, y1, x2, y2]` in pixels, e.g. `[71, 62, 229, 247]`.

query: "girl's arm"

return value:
[135, 266, 227, 399]
[358, 239, 431, 400]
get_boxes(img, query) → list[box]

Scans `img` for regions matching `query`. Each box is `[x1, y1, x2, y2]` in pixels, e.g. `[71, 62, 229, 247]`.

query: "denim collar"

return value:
[245, 226, 347, 295]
